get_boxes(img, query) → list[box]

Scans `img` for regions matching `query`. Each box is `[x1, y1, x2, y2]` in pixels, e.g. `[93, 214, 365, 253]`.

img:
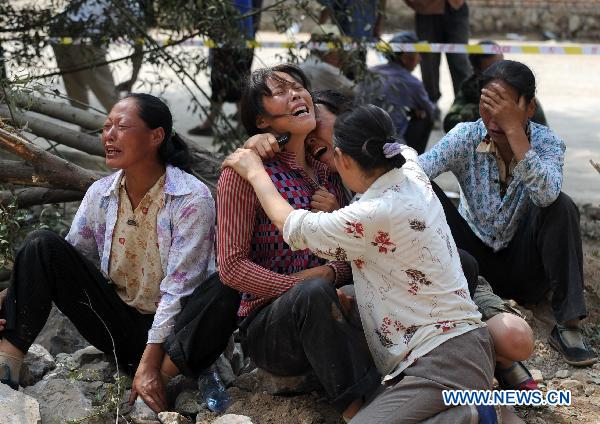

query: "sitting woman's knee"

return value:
[486, 313, 535, 362]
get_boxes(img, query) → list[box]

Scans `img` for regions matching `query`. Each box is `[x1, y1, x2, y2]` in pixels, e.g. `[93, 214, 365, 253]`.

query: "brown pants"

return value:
[52, 44, 118, 112]
[350, 327, 495, 424]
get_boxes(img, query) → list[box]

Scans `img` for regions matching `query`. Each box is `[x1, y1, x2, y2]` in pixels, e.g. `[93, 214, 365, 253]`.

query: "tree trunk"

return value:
[11, 92, 106, 130]
[0, 187, 84, 208]
[0, 105, 105, 156]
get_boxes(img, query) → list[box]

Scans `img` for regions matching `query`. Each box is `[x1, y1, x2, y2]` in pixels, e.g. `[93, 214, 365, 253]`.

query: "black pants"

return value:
[0, 230, 240, 377]
[415, 2, 471, 102]
[239, 278, 381, 412]
[432, 184, 587, 323]
[404, 115, 434, 155]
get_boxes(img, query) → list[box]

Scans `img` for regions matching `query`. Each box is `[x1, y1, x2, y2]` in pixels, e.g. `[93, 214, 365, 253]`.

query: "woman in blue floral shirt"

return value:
[0, 94, 240, 413]
[419, 60, 596, 366]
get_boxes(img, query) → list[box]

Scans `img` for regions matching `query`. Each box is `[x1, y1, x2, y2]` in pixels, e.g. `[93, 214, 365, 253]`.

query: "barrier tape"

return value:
[52, 37, 600, 55]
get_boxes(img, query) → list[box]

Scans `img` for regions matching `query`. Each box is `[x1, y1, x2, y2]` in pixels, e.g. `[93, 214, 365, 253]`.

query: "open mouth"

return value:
[312, 145, 328, 159]
[291, 105, 309, 117]
[105, 147, 122, 156]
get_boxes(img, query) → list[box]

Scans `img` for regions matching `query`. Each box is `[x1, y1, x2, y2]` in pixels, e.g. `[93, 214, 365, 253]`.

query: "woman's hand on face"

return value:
[222, 148, 264, 181]
[480, 83, 527, 133]
[0, 288, 7, 331]
[310, 189, 339, 212]
[129, 363, 167, 413]
[243, 133, 280, 160]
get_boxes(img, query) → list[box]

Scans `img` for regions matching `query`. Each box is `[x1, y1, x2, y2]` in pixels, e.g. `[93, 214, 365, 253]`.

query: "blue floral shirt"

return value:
[418, 120, 565, 251]
[66, 165, 217, 343]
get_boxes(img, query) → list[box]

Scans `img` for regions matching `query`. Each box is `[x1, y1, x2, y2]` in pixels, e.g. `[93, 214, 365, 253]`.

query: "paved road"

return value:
[48, 32, 600, 203]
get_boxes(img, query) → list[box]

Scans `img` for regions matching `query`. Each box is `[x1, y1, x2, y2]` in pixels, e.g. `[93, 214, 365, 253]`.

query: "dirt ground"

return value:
[197, 235, 600, 424]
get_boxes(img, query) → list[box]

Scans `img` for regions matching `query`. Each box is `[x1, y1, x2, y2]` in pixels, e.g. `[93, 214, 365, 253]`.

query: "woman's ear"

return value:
[334, 147, 351, 170]
[256, 115, 270, 130]
[526, 97, 537, 119]
[150, 127, 165, 149]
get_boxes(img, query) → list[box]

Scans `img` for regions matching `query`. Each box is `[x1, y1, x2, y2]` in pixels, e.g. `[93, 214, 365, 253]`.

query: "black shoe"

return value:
[548, 325, 597, 366]
[188, 125, 213, 136]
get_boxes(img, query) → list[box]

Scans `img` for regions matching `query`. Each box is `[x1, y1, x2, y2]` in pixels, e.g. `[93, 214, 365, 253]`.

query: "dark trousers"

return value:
[415, 3, 472, 103]
[432, 184, 587, 324]
[404, 115, 434, 155]
[239, 278, 381, 412]
[0, 230, 240, 377]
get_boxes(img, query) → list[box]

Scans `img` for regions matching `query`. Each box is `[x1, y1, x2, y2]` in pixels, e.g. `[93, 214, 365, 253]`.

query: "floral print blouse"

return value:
[283, 146, 484, 380]
[66, 165, 217, 344]
[418, 119, 565, 251]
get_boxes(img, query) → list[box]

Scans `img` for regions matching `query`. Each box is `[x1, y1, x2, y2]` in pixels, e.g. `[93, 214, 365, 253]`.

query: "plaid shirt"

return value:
[217, 151, 352, 316]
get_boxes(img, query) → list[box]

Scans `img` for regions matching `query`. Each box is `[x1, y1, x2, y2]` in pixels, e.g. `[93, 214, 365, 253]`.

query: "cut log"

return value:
[11, 92, 106, 130]
[0, 105, 105, 156]
[0, 126, 104, 192]
[0, 188, 84, 208]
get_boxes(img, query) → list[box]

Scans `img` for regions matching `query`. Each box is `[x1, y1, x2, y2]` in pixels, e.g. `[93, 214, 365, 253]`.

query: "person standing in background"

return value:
[404, 0, 471, 125]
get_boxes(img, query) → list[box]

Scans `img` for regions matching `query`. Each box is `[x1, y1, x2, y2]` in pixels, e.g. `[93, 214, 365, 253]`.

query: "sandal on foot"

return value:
[495, 361, 538, 391]
[548, 325, 597, 366]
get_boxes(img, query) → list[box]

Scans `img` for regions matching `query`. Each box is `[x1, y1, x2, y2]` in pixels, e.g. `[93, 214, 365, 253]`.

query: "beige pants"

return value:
[52, 44, 118, 112]
[350, 327, 495, 424]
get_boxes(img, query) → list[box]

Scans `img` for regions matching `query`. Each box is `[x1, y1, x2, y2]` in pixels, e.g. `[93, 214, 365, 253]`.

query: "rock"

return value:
[34, 306, 89, 355]
[216, 354, 237, 388]
[233, 369, 259, 392]
[569, 15, 582, 33]
[77, 360, 117, 383]
[231, 343, 245, 376]
[24, 378, 94, 423]
[166, 374, 198, 406]
[530, 369, 543, 383]
[71, 346, 105, 367]
[0, 382, 41, 423]
[592, 362, 600, 371]
[211, 414, 254, 424]
[559, 379, 584, 394]
[554, 369, 570, 379]
[20, 344, 56, 387]
[585, 386, 596, 396]
[158, 411, 191, 424]
[256, 368, 321, 395]
[571, 370, 590, 383]
[130, 397, 160, 424]
[175, 389, 202, 416]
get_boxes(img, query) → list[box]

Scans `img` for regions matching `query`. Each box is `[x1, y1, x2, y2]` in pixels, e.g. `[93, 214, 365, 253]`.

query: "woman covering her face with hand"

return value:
[224, 104, 495, 423]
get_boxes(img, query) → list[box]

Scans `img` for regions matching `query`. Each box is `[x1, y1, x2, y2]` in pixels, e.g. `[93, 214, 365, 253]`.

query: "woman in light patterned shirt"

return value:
[224, 104, 495, 423]
[0, 94, 239, 415]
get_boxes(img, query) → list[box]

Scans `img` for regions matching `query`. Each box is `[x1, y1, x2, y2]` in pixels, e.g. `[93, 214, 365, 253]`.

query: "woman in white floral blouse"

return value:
[0, 94, 240, 415]
[225, 104, 495, 423]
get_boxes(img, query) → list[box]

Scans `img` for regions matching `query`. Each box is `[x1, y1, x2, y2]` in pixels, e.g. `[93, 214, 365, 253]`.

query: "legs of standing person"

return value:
[0, 230, 152, 388]
[415, 14, 442, 104]
[52, 44, 118, 112]
[240, 278, 381, 414]
[443, 3, 472, 96]
[162, 272, 241, 378]
[350, 327, 494, 424]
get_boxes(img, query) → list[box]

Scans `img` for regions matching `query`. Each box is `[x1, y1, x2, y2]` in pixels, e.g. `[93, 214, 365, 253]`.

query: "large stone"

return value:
[216, 354, 237, 388]
[33, 306, 89, 356]
[256, 368, 321, 395]
[554, 369, 570, 379]
[77, 360, 117, 383]
[233, 369, 259, 392]
[20, 344, 56, 387]
[211, 415, 254, 424]
[530, 369, 543, 383]
[559, 379, 584, 394]
[0, 382, 41, 424]
[569, 15, 582, 33]
[175, 389, 203, 416]
[24, 378, 94, 423]
[130, 397, 160, 424]
[571, 370, 591, 384]
[158, 412, 191, 424]
[71, 346, 106, 367]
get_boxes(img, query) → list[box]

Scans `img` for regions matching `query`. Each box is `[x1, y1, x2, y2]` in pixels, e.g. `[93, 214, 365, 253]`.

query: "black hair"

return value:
[312, 89, 353, 116]
[479, 60, 536, 103]
[333, 104, 406, 173]
[124, 93, 191, 172]
[240, 64, 311, 136]
[469, 40, 501, 72]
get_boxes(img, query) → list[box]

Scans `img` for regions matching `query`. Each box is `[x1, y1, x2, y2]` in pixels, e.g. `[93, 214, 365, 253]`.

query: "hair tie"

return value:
[383, 141, 403, 159]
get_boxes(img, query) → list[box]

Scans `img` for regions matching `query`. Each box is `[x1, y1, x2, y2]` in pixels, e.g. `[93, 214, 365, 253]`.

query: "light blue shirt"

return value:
[418, 120, 565, 251]
[66, 165, 216, 343]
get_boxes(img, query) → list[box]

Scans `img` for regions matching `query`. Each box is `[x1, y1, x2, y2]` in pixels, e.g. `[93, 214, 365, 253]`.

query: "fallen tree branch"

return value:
[0, 104, 105, 156]
[0, 125, 104, 191]
[12, 92, 106, 130]
[591, 159, 600, 175]
[0, 187, 84, 208]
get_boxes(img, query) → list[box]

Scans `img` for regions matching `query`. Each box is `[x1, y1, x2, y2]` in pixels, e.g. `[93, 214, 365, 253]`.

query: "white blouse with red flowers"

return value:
[283, 147, 485, 381]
